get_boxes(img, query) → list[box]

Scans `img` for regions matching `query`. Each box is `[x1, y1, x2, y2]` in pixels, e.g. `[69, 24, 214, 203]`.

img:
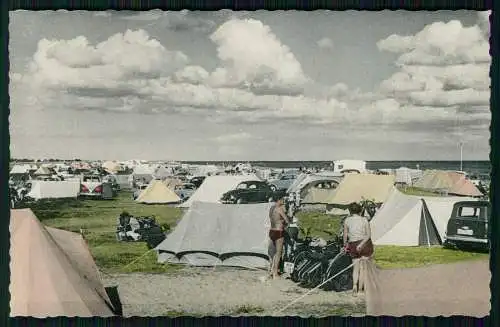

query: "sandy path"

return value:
[365, 259, 490, 317]
[102, 267, 365, 317]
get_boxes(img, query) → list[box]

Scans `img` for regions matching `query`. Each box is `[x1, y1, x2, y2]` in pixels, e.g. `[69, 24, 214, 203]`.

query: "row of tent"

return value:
[154, 186, 480, 269]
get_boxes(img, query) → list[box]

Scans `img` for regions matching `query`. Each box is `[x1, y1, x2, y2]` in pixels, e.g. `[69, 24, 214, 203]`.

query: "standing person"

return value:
[343, 202, 374, 294]
[268, 196, 291, 279]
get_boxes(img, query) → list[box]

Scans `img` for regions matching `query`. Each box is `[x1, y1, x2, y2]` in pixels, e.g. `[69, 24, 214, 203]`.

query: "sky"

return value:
[8, 10, 491, 161]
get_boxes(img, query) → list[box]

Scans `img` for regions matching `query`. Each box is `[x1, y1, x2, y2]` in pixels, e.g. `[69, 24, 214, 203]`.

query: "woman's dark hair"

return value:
[348, 202, 363, 215]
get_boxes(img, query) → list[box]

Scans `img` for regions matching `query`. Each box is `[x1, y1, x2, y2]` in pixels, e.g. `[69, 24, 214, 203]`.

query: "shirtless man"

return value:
[268, 196, 290, 279]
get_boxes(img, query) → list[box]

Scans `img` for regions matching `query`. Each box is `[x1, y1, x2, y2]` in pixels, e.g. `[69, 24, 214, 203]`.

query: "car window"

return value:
[236, 183, 247, 189]
[458, 206, 480, 219]
[249, 184, 257, 189]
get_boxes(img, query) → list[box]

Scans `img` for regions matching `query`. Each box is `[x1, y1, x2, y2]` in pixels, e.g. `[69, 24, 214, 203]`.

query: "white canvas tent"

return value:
[10, 209, 116, 317]
[10, 164, 31, 175]
[34, 166, 52, 176]
[135, 179, 181, 204]
[27, 181, 80, 200]
[179, 174, 260, 208]
[395, 167, 422, 185]
[156, 202, 272, 269]
[370, 188, 477, 246]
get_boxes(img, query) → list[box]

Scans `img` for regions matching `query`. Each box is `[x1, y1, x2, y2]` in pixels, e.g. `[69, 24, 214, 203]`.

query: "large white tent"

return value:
[179, 174, 260, 208]
[370, 188, 477, 246]
[27, 181, 80, 200]
[156, 202, 272, 269]
[325, 174, 396, 205]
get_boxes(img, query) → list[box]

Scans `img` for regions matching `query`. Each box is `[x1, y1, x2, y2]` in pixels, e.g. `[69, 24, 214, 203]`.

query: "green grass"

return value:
[296, 210, 488, 269]
[27, 192, 488, 274]
[28, 191, 185, 274]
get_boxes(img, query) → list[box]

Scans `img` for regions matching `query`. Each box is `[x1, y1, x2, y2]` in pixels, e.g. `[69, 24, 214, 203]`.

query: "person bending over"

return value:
[268, 196, 290, 279]
[343, 202, 374, 294]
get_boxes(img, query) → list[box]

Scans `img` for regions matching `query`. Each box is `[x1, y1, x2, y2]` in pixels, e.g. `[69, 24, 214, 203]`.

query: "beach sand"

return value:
[102, 266, 365, 317]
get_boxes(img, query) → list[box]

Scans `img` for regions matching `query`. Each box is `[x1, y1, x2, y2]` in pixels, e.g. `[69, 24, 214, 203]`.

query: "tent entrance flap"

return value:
[418, 200, 442, 246]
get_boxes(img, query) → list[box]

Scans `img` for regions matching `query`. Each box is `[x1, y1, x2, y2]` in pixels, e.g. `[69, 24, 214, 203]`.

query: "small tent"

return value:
[179, 174, 261, 208]
[370, 188, 442, 246]
[325, 174, 395, 205]
[156, 202, 272, 269]
[135, 179, 182, 204]
[163, 177, 184, 190]
[370, 188, 478, 246]
[33, 166, 52, 176]
[10, 209, 117, 317]
[395, 167, 422, 186]
[27, 181, 80, 200]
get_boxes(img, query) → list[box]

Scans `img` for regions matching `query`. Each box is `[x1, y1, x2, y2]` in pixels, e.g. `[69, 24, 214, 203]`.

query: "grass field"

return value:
[27, 190, 488, 274]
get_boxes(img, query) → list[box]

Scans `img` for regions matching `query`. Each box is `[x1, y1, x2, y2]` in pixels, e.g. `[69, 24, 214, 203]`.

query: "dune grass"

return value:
[296, 210, 488, 269]
[26, 191, 487, 274]
[28, 191, 185, 274]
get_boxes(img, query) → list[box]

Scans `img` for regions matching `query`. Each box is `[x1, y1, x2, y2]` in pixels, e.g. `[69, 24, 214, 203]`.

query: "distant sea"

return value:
[183, 161, 491, 175]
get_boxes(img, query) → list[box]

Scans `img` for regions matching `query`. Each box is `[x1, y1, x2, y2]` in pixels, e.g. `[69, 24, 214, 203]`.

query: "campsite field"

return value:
[30, 190, 488, 274]
[28, 190, 488, 316]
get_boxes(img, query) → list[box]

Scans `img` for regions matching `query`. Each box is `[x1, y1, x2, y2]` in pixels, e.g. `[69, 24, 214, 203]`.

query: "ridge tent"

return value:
[325, 174, 395, 206]
[156, 201, 272, 269]
[34, 166, 52, 176]
[179, 174, 261, 208]
[414, 170, 482, 197]
[10, 164, 31, 175]
[10, 209, 117, 317]
[370, 188, 478, 246]
[135, 179, 182, 204]
[27, 180, 80, 200]
[153, 166, 172, 179]
[370, 188, 441, 246]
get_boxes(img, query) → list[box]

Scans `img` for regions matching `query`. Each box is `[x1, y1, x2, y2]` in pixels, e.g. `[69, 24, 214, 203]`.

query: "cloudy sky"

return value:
[9, 10, 491, 161]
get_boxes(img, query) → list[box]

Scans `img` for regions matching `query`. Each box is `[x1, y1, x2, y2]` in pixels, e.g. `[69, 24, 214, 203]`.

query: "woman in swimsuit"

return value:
[268, 196, 290, 279]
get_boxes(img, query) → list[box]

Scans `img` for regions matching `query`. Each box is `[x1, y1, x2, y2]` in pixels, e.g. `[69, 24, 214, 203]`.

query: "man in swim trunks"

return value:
[268, 196, 290, 279]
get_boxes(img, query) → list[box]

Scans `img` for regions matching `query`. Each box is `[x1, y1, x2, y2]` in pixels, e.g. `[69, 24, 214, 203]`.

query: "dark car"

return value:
[189, 176, 206, 188]
[443, 201, 490, 251]
[221, 180, 287, 204]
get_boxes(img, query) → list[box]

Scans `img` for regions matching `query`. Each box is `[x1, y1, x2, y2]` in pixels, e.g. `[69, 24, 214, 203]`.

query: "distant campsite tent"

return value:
[10, 164, 31, 175]
[301, 180, 340, 204]
[34, 166, 52, 176]
[288, 174, 341, 194]
[179, 174, 261, 208]
[156, 202, 272, 269]
[413, 170, 482, 197]
[131, 165, 155, 183]
[135, 180, 182, 204]
[163, 177, 183, 190]
[370, 188, 477, 246]
[153, 166, 172, 179]
[102, 161, 121, 174]
[325, 174, 396, 206]
[27, 181, 80, 200]
[10, 209, 116, 317]
[395, 167, 423, 186]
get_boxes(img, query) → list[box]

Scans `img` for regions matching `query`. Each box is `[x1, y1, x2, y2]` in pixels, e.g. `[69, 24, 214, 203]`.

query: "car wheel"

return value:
[268, 197, 274, 203]
[270, 185, 277, 192]
[236, 198, 243, 204]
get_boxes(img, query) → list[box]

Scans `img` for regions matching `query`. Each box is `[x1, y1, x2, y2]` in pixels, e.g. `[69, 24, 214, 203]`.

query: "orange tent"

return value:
[10, 209, 117, 317]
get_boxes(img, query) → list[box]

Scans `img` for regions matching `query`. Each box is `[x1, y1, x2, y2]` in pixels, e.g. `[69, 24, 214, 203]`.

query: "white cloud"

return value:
[317, 37, 334, 50]
[13, 15, 490, 153]
[376, 11, 490, 126]
[208, 18, 310, 94]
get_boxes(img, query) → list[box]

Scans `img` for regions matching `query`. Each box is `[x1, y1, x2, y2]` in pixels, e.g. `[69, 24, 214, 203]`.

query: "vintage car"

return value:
[174, 183, 197, 201]
[189, 176, 206, 188]
[443, 201, 490, 251]
[80, 175, 104, 199]
[267, 173, 298, 191]
[221, 180, 287, 204]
